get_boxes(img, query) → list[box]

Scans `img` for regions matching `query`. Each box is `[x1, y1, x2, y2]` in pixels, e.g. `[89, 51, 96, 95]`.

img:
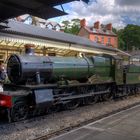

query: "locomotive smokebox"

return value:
[7, 53, 53, 85]
[24, 44, 34, 55]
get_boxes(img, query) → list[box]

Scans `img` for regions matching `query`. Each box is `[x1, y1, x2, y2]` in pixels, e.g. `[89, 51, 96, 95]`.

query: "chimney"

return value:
[24, 44, 35, 55]
[80, 19, 86, 27]
[94, 21, 100, 29]
[106, 23, 112, 31]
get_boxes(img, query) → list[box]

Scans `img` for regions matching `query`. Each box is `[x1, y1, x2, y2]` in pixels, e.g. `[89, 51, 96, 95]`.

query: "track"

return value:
[0, 94, 140, 140]
[35, 100, 140, 140]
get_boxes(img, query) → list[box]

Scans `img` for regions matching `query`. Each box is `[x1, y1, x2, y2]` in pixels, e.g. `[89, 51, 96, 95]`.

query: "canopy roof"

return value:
[0, 0, 89, 21]
[0, 20, 130, 57]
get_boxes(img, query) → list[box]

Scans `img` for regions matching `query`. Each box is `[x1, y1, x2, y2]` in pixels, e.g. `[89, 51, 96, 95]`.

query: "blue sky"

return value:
[55, 3, 71, 12]
[51, 0, 140, 29]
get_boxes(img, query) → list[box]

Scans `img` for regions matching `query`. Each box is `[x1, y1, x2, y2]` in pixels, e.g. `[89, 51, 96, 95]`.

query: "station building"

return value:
[0, 20, 129, 63]
[78, 19, 118, 48]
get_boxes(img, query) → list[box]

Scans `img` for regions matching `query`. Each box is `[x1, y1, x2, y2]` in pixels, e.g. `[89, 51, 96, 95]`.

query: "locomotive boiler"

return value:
[7, 54, 112, 85]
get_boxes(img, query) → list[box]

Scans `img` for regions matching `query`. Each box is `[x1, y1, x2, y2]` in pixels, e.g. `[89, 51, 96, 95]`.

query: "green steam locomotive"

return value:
[0, 49, 139, 122]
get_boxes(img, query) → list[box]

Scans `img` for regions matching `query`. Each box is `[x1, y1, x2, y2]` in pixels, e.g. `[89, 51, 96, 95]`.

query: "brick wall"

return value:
[89, 34, 118, 48]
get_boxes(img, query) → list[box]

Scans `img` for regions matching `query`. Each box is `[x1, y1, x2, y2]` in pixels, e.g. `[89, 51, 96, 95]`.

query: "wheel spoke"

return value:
[11, 102, 28, 122]
[85, 95, 98, 105]
[102, 93, 112, 101]
[65, 100, 80, 110]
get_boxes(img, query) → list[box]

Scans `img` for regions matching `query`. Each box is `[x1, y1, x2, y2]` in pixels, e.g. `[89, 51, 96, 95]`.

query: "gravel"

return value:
[0, 94, 140, 140]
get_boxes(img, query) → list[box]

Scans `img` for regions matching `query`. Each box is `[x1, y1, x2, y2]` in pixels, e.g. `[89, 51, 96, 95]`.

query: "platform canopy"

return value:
[0, 0, 89, 21]
[0, 20, 130, 57]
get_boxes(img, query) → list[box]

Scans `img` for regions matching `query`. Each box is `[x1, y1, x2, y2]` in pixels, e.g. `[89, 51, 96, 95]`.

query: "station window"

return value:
[108, 38, 111, 44]
[101, 36, 104, 44]
[95, 36, 99, 42]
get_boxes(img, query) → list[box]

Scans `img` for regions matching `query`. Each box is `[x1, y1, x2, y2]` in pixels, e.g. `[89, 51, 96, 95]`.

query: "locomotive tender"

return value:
[0, 46, 140, 122]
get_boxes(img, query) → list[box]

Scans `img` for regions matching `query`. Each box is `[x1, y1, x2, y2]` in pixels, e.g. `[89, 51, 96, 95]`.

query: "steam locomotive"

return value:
[0, 46, 140, 122]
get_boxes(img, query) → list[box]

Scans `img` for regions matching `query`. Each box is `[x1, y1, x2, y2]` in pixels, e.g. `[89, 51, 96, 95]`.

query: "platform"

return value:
[50, 104, 140, 140]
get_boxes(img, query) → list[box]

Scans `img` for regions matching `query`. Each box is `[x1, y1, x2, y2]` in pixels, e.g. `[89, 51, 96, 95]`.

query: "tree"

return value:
[112, 27, 126, 50]
[123, 25, 140, 51]
[113, 25, 140, 51]
[117, 29, 126, 50]
[62, 20, 70, 28]
[112, 27, 117, 34]
[62, 19, 81, 35]
[71, 18, 80, 25]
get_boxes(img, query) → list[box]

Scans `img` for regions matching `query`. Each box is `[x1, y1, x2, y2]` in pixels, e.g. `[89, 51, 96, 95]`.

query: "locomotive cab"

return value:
[112, 55, 124, 85]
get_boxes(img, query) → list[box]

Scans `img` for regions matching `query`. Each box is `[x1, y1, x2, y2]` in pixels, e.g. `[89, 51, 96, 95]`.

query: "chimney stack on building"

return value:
[106, 23, 112, 31]
[94, 21, 100, 29]
[80, 19, 86, 27]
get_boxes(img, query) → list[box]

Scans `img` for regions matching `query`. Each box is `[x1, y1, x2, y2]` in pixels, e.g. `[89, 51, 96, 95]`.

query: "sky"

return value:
[51, 0, 140, 29]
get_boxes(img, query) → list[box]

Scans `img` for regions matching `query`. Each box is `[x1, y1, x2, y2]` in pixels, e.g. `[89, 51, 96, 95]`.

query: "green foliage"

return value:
[114, 24, 140, 51]
[62, 20, 70, 27]
[112, 27, 117, 34]
[117, 29, 126, 50]
[122, 25, 140, 51]
[65, 25, 80, 35]
[62, 18, 81, 35]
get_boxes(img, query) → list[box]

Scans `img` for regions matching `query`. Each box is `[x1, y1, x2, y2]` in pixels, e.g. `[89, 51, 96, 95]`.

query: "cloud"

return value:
[56, 0, 140, 29]
[116, 0, 140, 6]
